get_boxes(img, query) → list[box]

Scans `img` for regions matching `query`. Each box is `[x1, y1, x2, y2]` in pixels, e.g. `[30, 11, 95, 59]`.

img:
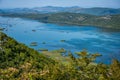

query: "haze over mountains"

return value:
[0, 6, 120, 15]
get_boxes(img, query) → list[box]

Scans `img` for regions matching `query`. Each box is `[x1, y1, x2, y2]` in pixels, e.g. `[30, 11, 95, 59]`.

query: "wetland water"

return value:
[0, 16, 120, 64]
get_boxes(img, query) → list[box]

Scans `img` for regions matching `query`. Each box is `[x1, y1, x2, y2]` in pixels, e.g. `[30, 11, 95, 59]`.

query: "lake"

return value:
[0, 16, 120, 64]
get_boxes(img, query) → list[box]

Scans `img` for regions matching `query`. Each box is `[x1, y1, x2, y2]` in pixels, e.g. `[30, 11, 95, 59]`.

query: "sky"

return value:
[0, 0, 120, 9]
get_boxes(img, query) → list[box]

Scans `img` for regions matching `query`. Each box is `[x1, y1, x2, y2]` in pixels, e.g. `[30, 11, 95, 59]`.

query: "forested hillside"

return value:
[0, 12, 120, 29]
[0, 32, 120, 80]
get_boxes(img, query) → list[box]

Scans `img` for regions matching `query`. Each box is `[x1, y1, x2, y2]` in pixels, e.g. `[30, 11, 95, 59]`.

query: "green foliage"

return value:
[109, 59, 120, 79]
[0, 32, 55, 79]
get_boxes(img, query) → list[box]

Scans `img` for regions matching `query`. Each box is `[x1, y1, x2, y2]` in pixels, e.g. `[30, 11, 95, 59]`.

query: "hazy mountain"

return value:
[32, 6, 120, 15]
[0, 8, 39, 14]
[0, 6, 120, 15]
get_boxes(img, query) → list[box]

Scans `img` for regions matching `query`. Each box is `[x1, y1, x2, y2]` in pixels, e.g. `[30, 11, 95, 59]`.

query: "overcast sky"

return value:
[0, 0, 120, 9]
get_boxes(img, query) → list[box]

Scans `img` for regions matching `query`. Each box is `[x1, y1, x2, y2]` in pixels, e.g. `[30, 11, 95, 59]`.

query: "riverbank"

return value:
[0, 12, 120, 29]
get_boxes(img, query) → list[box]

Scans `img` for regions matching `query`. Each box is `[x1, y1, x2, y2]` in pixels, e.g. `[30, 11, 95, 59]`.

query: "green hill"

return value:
[1, 12, 120, 29]
[0, 32, 120, 80]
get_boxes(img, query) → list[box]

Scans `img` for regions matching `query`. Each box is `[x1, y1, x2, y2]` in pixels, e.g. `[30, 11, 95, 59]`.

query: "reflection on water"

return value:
[0, 16, 120, 64]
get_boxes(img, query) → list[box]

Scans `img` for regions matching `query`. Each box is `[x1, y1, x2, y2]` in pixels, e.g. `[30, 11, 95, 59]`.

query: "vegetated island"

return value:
[0, 12, 120, 29]
[0, 32, 120, 80]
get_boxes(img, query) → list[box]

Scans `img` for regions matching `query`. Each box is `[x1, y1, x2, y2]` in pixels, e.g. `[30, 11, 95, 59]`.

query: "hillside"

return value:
[33, 6, 120, 15]
[0, 32, 56, 79]
[0, 12, 120, 29]
[0, 32, 120, 80]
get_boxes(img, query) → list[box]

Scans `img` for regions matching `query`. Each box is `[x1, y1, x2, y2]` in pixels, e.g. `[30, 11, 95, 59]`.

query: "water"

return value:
[0, 16, 120, 64]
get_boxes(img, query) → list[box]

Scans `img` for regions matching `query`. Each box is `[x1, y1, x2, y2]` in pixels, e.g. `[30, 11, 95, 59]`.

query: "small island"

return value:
[0, 28, 5, 31]
[30, 42, 38, 46]
[60, 40, 66, 42]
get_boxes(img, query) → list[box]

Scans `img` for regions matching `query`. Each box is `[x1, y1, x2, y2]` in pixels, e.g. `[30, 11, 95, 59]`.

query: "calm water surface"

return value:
[0, 16, 120, 64]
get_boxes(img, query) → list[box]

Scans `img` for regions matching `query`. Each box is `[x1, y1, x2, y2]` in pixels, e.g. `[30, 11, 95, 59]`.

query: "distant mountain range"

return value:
[0, 6, 120, 15]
